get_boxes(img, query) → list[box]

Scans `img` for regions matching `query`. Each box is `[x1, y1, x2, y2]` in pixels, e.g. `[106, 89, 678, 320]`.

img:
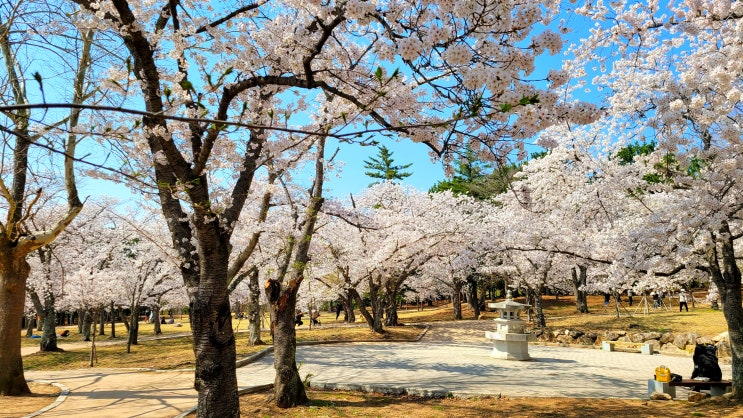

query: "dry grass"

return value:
[21, 323, 423, 371]
[237, 387, 743, 418]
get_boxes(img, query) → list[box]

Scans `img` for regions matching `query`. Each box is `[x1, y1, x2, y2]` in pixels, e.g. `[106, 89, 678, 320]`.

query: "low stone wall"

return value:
[532, 328, 732, 361]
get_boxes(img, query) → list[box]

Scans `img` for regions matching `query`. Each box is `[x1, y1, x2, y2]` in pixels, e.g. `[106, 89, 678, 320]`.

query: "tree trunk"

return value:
[127, 312, 139, 352]
[189, 269, 239, 416]
[530, 286, 546, 328]
[572, 265, 589, 313]
[99, 310, 106, 335]
[89, 308, 98, 367]
[351, 277, 385, 334]
[707, 222, 743, 400]
[81, 310, 92, 341]
[25, 315, 36, 337]
[152, 305, 162, 335]
[110, 302, 116, 339]
[266, 281, 308, 408]
[40, 294, 59, 352]
[343, 290, 355, 323]
[77, 308, 84, 334]
[452, 280, 463, 320]
[466, 275, 481, 319]
[383, 283, 399, 327]
[247, 269, 264, 346]
[0, 254, 32, 395]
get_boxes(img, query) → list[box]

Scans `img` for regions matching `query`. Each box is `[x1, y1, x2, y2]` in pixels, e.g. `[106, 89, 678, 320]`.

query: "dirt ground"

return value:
[0, 382, 60, 418]
[239, 388, 743, 418]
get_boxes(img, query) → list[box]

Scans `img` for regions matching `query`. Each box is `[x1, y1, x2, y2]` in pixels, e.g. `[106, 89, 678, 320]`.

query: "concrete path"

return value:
[237, 341, 727, 399]
[25, 369, 196, 418]
[22, 321, 734, 417]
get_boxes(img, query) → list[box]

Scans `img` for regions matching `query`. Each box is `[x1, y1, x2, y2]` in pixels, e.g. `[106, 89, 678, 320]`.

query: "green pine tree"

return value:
[363, 145, 413, 186]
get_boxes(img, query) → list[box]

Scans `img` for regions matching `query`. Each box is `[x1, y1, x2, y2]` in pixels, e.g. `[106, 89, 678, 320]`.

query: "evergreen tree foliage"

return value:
[363, 145, 413, 186]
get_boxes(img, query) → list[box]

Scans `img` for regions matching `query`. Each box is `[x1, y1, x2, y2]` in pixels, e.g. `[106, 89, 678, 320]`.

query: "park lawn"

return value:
[235, 387, 743, 418]
[21, 324, 423, 371]
[20, 319, 194, 347]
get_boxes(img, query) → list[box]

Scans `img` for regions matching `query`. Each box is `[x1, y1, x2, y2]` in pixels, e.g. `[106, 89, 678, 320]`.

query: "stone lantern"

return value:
[484, 291, 534, 360]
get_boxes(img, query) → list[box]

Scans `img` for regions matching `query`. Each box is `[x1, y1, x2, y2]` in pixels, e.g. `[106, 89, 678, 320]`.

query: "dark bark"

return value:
[351, 277, 385, 334]
[99, 310, 106, 335]
[247, 269, 264, 346]
[25, 315, 36, 337]
[0, 255, 31, 395]
[527, 286, 546, 328]
[343, 290, 356, 323]
[77, 308, 84, 334]
[126, 311, 139, 352]
[40, 295, 60, 352]
[152, 305, 162, 335]
[81, 310, 93, 341]
[706, 222, 742, 400]
[571, 265, 589, 313]
[383, 282, 399, 327]
[110, 302, 117, 339]
[265, 138, 324, 408]
[466, 275, 481, 319]
[265, 279, 307, 408]
[452, 280, 463, 320]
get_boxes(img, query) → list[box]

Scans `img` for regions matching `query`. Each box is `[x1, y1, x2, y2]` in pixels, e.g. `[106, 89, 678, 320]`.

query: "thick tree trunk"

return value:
[190, 270, 239, 416]
[247, 270, 264, 346]
[343, 290, 355, 323]
[571, 265, 589, 313]
[452, 280, 463, 320]
[77, 308, 84, 334]
[707, 223, 743, 400]
[0, 256, 31, 395]
[152, 305, 162, 335]
[351, 278, 384, 334]
[467, 275, 481, 319]
[25, 315, 36, 337]
[99, 310, 105, 336]
[81, 310, 92, 341]
[528, 287, 546, 328]
[40, 295, 59, 352]
[266, 282, 308, 408]
[127, 312, 139, 352]
[383, 283, 399, 326]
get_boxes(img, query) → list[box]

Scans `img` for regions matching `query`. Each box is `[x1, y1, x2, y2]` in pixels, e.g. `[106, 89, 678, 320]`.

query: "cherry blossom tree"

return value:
[0, 1, 93, 394]
[565, 0, 743, 397]
[8, 0, 601, 412]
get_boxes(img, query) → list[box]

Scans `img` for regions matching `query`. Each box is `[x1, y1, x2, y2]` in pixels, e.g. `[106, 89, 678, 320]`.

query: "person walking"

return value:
[679, 290, 689, 312]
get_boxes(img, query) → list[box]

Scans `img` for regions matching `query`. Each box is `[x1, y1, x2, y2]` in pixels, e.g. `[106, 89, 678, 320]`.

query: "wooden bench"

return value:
[670, 379, 732, 397]
[602, 340, 654, 355]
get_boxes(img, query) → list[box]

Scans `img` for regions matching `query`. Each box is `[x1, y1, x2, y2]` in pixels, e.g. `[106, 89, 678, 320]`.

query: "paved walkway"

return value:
[23, 321, 734, 417]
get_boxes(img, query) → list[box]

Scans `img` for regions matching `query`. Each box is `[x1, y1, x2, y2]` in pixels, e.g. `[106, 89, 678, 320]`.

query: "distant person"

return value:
[603, 292, 610, 306]
[160, 316, 166, 324]
[58, 330, 70, 337]
[311, 311, 321, 326]
[295, 309, 304, 326]
[627, 289, 633, 306]
[651, 291, 660, 308]
[679, 290, 689, 312]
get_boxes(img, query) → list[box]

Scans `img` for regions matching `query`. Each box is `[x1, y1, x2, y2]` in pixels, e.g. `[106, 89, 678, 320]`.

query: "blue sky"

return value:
[324, 139, 446, 200]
